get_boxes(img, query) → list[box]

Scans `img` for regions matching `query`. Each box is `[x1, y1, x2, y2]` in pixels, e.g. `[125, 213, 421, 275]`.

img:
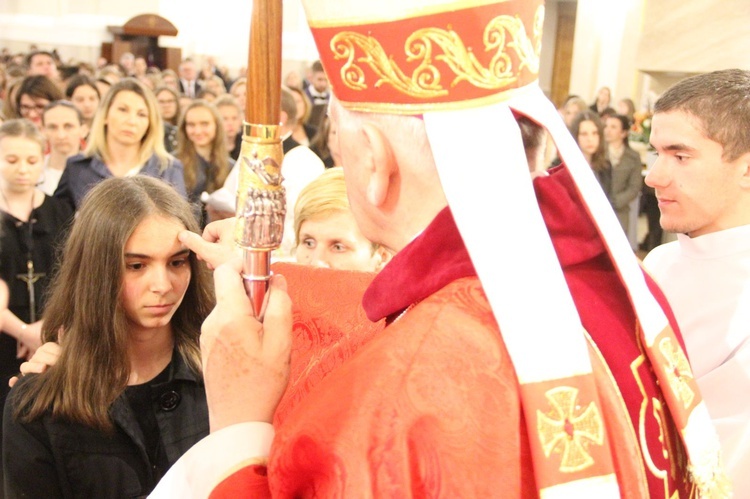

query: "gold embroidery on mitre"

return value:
[330, 5, 543, 99]
[536, 386, 604, 473]
[658, 337, 695, 410]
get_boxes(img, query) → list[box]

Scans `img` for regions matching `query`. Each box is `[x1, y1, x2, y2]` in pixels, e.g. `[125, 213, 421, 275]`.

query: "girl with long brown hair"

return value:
[4, 175, 213, 497]
[174, 100, 233, 224]
[570, 111, 612, 199]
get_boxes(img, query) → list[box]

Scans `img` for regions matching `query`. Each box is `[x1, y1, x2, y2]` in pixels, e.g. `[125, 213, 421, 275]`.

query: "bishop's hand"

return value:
[201, 257, 292, 432]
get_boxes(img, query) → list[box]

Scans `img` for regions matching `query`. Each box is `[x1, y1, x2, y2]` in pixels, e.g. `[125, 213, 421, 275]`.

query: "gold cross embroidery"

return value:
[658, 337, 695, 410]
[537, 386, 604, 473]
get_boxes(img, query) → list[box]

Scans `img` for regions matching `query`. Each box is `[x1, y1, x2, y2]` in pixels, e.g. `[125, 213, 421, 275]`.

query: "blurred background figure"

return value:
[118, 52, 135, 77]
[25, 51, 60, 85]
[133, 56, 148, 79]
[571, 111, 612, 199]
[228, 77, 246, 113]
[604, 113, 643, 243]
[178, 59, 200, 98]
[195, 88, 217, 103]
[288, 86, 317, 147]
[589, 86, 612, 115]
[174, 100, 232, 225]
[40, 101, 88, 195]
[15, 75, 64, 130]
[65, 74, 100, 131]
[294, 167, 390, 272]
[304, 60, 329, 129]
[203, 75, 226, 97]
[561, 96, 588, 128]
[310, 115, 341, 169]
[155, 86, 181, 153]
[284, 70, 303, 90]
[214, 95, 242, 160]
[160, 69, 180, 93]
[616, 97, 636, 127]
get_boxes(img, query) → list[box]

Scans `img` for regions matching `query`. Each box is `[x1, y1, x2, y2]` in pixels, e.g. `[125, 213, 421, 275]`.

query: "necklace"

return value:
[1, 188, 43, 322]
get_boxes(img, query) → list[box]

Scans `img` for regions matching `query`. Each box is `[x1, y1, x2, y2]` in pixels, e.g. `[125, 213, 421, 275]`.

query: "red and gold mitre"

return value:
[303, 1, 730, 497]
[307, 0, 544, 114]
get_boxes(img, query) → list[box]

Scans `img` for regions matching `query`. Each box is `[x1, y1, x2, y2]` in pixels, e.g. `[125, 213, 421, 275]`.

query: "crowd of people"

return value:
[0, 0, 748, 495]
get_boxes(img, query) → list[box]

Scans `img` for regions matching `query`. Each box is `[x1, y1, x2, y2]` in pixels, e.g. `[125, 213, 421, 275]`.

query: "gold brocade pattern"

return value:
[329, 6, 543, 99]
[537, 387, 604, 473]
[658, 337, 695, 410]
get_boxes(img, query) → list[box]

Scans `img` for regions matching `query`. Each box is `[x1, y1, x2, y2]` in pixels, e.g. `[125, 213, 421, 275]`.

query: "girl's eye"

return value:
[126, 262, 144, 270]
[170, 259, 188, 268]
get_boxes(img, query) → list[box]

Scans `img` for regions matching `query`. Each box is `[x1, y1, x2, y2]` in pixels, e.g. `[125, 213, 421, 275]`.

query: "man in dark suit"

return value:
[178, 59, 201, 98]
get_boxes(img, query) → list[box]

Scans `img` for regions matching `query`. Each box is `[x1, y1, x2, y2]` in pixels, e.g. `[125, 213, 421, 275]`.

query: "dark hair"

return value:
[516, 114, 544, 153]
[15, 75, 64, 116]
[571, 111, 607, 171]
[25, 50, 56, 68]
[654, 69, 750, 161]
[606, 114, 631, 147]
[599, 107, 617, 119]
[65, 74, 101, 100]
[311, 60, 324, 74]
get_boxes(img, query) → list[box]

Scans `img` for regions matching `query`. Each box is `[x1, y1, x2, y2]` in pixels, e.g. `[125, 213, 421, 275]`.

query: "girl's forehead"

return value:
[0, 136, 43, 153]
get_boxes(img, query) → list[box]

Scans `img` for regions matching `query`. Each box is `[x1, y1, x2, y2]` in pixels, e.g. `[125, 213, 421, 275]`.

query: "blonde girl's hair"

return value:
[293, 167, 377, 254]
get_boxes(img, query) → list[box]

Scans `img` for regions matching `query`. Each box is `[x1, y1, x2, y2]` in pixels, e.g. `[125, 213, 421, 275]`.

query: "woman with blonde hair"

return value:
[229, 77, 246, 112]
[203, 75, 226, 97]
[288, 86, 317, 146]
[174, 100, 233, 224]
[294, 167, 389, 272]
[4, 176, 213, 497]
[54, 78, 186, 210]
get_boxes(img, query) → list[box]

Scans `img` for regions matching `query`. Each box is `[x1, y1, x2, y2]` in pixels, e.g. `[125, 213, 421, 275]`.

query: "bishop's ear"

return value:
[361, 122, 396, 208]
[739, 151, 750, 189]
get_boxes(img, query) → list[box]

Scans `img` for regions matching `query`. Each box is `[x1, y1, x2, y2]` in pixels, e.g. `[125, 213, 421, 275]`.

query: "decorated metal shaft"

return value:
[234, 0, 284, 317]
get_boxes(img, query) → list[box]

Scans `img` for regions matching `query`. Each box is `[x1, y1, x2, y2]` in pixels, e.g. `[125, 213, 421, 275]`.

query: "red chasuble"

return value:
[211, 165, 692, 498]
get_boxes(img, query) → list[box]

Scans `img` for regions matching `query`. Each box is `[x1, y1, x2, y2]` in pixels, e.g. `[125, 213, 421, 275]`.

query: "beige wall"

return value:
[568, 0, 646, 109]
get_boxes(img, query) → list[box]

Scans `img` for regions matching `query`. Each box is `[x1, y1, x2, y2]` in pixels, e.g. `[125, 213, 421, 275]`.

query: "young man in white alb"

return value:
[644, 68, 750, 495]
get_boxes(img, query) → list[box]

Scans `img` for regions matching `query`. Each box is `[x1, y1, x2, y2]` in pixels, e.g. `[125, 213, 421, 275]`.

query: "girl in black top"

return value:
[4, 176, 214, 498]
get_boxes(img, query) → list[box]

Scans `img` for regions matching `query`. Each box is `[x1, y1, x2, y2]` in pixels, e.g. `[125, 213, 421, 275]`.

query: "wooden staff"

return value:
[233, 0, 285, 317]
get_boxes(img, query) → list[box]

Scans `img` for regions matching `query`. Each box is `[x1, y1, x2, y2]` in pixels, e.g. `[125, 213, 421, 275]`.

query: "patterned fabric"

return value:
[207, 167, 696, 498]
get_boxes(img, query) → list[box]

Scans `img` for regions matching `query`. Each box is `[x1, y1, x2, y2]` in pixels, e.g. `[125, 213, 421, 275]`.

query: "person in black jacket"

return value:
[3, 176, 214, 498]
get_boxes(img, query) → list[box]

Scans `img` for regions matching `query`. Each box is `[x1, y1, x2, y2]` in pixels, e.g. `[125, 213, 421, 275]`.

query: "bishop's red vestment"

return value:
[155, 165, 695, 498]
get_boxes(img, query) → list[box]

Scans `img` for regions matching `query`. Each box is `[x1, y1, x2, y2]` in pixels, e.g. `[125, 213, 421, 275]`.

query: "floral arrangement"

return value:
[629, 110, 653, 144]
